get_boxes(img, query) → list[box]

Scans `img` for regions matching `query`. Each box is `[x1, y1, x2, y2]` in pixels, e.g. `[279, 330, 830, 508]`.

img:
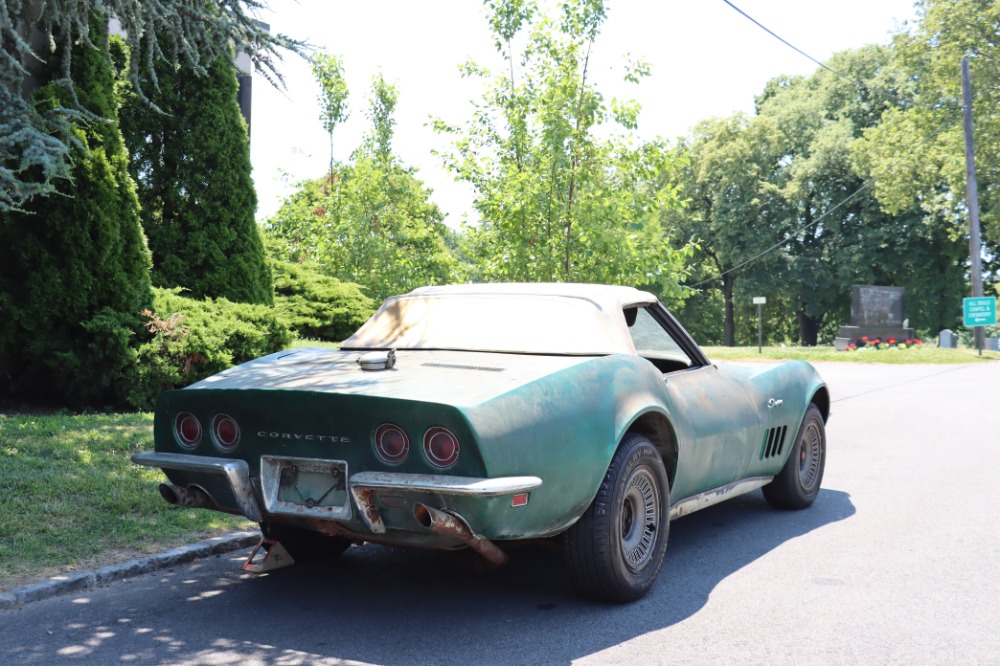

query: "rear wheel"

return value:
[259, 522, 352, 561]
[762, 404, 826, 509]
[564, 434, 670, 603]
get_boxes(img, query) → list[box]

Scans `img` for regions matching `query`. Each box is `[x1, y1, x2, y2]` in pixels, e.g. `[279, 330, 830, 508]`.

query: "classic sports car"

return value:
[134, 283, 828, 602]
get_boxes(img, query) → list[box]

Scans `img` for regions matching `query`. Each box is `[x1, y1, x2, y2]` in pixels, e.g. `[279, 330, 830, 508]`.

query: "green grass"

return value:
[288, 338, 339, 349]
[0, 412, 253, 591]
[702, 345, 1000, 364]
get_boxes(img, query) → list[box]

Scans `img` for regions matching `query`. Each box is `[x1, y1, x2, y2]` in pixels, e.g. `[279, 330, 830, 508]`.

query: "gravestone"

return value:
[852, 286, 906, 327]
[835, 285, 916, 350]
[938, 329, 957, 348]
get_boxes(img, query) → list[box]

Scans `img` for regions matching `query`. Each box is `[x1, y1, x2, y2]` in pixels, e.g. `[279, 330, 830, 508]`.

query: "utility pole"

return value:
[961, 57, 985, 354]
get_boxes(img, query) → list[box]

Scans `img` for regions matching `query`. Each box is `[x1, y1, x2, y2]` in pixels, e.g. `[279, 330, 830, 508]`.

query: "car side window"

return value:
[625, 307, 694, 373]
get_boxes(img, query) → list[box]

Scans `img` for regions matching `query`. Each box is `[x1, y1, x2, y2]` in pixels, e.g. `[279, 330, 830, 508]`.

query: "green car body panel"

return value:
[136, 283, 829, 561]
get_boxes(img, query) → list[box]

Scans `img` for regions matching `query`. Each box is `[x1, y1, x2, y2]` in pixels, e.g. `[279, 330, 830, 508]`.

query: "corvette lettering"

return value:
[257, 431, 350, 443]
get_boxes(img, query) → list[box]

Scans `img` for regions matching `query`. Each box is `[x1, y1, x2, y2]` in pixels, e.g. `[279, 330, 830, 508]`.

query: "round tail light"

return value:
[174, 412, 202, 449]
[211, 414, 241, 451]
[423, 427, 460, 468]
[374, 424, 409, 464]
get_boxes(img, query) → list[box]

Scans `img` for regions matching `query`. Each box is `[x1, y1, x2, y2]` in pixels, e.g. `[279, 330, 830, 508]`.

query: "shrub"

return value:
[118, 40, 272, 305]
[0, 16, 153, 408]
[126, 288, 293, 409]
[271, 259, 375, 341]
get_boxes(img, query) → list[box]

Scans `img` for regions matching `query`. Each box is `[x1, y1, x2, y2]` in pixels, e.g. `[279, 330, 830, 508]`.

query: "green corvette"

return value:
[134, 283, 829, 602]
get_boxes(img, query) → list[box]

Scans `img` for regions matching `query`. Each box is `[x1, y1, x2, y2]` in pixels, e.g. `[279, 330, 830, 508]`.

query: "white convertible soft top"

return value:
[341, 283, 657, 355]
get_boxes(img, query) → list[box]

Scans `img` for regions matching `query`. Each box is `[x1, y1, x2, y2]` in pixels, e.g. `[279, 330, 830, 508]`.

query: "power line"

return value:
[688, 108, 960, 290]
[720, 0, 852, 82]
[684, 1, 960, 290]
[688, 185, 869, 290]
[720, 0, 914, 109]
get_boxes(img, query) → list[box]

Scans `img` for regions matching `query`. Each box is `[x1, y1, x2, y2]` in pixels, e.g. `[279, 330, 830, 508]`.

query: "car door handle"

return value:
[767, 398, 783, 408]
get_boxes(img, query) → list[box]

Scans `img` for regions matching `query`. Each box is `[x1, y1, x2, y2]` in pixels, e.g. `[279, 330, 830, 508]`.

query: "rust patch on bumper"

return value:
[351, 487, 386, 534]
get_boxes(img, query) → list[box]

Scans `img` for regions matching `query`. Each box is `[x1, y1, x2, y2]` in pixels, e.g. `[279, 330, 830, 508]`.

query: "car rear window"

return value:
[341, 294, 634, 355]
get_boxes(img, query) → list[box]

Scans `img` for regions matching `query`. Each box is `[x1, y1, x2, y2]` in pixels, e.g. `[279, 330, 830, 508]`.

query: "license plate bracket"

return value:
[260, 455, 352, 520]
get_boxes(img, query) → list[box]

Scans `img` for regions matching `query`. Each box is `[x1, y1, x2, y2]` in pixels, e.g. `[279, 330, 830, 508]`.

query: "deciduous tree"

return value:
[858, 0, 1000, 277]
[266, 75, 457, 300]
[312, 49, 349, 182]
[433, 0, 690, 299]
[665, 113, 790, 346]
[672, 45, 968, 345]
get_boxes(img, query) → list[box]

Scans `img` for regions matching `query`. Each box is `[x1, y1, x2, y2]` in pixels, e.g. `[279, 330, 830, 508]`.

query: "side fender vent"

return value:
[760, 426, 788, 460]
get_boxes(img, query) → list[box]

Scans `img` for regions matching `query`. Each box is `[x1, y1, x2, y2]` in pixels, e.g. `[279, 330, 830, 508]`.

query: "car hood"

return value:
[185, 346, 597, 406]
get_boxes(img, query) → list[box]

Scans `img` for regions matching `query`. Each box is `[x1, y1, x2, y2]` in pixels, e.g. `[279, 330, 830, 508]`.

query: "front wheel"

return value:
[564, 434, 670, 603]
[762, 404, 826, 509]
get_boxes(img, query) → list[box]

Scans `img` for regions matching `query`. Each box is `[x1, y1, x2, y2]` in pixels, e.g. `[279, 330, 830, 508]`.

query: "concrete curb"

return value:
[0, 531, 260, 612]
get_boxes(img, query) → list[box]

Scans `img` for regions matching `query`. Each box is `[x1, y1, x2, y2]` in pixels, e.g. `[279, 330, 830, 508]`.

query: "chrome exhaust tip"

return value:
[413, 503, 508, 566]
[158, 483, 212, 509]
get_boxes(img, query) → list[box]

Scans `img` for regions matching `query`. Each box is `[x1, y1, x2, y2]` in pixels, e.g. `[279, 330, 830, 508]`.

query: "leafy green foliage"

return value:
[0, 17, 153, 407]
[434, 0, 690, 300]
[857, 0, 999, 276]
[271, 259, 374, 341]
[118, 42, 273, 305]
[125, 288, 292, 410]
[267, 166, 457, 301]
[311, 49, 350, 180]
[673, 45, 967, 345]
[0, 0, 299, 212]
[665, 113, 790, 345]
[266, 74, 458, 301]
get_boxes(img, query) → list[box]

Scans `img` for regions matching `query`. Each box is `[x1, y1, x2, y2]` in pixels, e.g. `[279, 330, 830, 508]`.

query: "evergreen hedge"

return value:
[0, 16, 153, 407]
[126, 288, 293, 410]
[271, 259, 375, 341]
[118, 43, 272, 305]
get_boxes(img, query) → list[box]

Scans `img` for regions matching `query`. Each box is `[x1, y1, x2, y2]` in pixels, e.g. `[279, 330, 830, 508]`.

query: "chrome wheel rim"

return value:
[620, 466, 659, 572]
[797, 420, 823, 492]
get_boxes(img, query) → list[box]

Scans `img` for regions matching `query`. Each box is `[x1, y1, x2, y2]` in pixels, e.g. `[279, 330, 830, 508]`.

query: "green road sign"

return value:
[963, 297, 997, 327]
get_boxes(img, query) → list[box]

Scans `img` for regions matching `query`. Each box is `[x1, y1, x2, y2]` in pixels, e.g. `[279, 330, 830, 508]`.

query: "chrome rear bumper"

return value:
[133, 452, 262, 522]
[132, 452, 542, 533]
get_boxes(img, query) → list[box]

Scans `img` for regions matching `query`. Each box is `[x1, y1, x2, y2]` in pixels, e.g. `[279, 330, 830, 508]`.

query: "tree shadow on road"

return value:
[6, 488, 854, 665]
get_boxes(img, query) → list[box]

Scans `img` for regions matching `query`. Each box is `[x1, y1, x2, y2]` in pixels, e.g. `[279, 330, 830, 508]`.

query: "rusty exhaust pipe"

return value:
[413, 503, 508, 566]
[158, 483, 211, 509]
[159, 483, 181, 505]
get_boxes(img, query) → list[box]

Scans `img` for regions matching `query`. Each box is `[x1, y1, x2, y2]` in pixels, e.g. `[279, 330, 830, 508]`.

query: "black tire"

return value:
[762, 404, 826, 509]
[259, 521, 352, 561]
[564, 433, 670, 603]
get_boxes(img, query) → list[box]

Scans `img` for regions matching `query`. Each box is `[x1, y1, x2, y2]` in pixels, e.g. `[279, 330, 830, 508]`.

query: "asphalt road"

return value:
[3, 361, 998, 665]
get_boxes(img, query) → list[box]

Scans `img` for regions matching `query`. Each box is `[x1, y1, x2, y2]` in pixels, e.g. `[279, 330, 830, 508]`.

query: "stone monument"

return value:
[834, 285, 916, 350]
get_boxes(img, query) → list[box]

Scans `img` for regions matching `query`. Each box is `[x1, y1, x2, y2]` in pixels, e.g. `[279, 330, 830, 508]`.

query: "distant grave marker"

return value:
[835, 285, 915, 350]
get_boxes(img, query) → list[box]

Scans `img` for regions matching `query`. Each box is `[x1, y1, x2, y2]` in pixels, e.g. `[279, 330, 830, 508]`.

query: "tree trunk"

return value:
[797, 301, 822, 346]
[723, 273, 736, 347]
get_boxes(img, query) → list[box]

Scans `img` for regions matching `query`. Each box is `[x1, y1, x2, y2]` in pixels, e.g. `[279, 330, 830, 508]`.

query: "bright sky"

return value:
[248, 0, 918, 227]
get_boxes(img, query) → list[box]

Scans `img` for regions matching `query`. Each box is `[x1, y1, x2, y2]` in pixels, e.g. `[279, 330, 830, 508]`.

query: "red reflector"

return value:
[511, 493, 529, 508]
[374, 423, 409, 465]
[423, 427, 460, 468]
[174, 412, 202, 449]
[211, 414, 241, 451]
